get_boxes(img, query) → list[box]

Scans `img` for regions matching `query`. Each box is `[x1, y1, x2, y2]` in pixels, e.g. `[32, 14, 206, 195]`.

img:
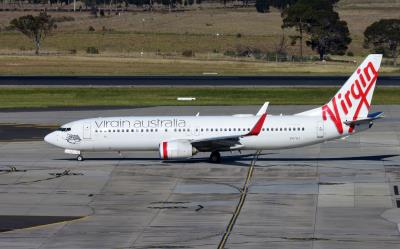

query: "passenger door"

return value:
[83, 123, 91, 139]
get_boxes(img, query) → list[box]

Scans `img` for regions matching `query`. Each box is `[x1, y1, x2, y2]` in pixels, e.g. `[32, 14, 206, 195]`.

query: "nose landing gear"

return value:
[209, 151, 221, 163]
[77, 155, 84, 161]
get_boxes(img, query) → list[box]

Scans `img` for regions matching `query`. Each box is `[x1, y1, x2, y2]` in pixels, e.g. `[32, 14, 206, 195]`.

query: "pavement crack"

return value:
[217, 150, 261, 249]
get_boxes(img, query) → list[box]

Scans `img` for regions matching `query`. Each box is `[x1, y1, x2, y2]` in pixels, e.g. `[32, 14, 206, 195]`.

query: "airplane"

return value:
[44, 54, 384, 163]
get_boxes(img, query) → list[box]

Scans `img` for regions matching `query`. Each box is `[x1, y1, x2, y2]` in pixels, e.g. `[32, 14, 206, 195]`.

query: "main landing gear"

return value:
[76, 155, 84, 161]
[209, 151, 221, 163]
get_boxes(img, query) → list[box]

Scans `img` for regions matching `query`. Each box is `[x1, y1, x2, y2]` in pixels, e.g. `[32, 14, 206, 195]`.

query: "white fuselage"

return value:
[44, 114, 368, 153]
[43, 54, 382, 160]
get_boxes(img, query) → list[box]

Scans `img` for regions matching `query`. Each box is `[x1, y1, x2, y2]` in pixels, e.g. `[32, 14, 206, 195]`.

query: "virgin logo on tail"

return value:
[322, 61, 378, 134]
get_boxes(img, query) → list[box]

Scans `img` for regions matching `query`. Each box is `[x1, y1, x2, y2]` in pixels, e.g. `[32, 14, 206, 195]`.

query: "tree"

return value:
[269, 0, 297, 11]
[281, 0, 313, 58]
[10, 12, 56, 55]
[255, 0, 269, 13]
[364, 19, 400, 66]
[282, 0, 350, 60]
[307, 10, 351, 60]
[270, 0, 338, 11]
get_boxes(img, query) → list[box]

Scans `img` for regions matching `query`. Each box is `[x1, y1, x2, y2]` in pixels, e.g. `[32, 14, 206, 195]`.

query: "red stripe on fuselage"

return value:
[162, 142, 168, 160]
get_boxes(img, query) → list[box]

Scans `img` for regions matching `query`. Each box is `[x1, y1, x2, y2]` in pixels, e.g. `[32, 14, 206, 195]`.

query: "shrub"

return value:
[53, 16, 75, 23]
[88, 26, 95, 32]
[86, 46, 99, 54]
[182, 50, 194, 57]
[224, 50, 236, 57]
[347, 51, 354, 57]
[255, 0, 269, 13]
[69, 49, 77, 54]
[236, 33, 242, 38]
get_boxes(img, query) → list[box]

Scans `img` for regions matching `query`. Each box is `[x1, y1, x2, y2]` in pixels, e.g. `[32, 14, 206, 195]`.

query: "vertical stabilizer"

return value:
[296, 54, 382, 134]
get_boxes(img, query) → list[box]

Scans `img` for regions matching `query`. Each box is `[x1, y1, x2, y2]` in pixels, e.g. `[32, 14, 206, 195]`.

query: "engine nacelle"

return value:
[159, 141, 197, 160]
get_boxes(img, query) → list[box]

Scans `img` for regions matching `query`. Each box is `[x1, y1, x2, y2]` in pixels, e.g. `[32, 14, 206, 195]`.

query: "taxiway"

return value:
[0, 105, 399, 249]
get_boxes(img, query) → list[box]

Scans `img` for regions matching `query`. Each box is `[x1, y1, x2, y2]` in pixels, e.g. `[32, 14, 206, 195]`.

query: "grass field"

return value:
[0, 55, 399, 76]
[0, 87, 399, 109]
[1, 5, 400, 56]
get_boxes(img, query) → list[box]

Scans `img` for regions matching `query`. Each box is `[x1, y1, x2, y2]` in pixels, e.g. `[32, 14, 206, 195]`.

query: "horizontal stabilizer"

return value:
[344, 112, 384, 126]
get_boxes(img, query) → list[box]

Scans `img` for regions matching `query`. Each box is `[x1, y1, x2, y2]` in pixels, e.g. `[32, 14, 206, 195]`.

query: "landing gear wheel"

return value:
[209, 151, 221, 163]
[77, 155, 84, 161]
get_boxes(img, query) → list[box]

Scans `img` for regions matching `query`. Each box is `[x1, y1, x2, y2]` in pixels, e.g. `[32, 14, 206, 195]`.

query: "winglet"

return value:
[256, 102, 269, 116]
[245, 113, 267, 136]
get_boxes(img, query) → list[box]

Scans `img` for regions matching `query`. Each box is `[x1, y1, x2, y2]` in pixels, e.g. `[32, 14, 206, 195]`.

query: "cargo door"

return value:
[317, 122, 324, 138]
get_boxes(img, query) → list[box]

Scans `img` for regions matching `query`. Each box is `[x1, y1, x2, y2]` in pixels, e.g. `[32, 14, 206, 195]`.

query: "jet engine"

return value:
[159, 141, 197, 160]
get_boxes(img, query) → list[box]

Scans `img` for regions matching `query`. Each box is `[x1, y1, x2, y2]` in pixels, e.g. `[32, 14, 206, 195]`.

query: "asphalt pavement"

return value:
[0, 76, 399, 87]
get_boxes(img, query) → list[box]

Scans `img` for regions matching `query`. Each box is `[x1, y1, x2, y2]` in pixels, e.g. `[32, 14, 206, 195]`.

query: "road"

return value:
[0, 76, 399, 86]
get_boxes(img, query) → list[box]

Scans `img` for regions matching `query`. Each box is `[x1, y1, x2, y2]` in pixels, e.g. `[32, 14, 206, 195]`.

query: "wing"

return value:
[191, 135, 243, 152]
[191, 112, 267, 152]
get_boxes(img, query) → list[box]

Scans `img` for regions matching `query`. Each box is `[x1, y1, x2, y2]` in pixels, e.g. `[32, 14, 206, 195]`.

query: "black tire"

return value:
[209, 151, 221, 163]
[77, 155, 84, 161]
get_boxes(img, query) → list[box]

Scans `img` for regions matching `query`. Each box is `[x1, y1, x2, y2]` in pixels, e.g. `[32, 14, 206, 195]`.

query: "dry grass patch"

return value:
[0, 55, 398, 76]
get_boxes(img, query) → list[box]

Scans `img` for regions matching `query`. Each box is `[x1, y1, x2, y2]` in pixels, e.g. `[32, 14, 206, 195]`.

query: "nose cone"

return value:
[44, 132, 57, 146]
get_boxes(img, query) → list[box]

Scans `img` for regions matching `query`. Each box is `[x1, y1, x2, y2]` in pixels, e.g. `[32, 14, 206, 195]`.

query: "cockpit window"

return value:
[57, 127, 71, 132]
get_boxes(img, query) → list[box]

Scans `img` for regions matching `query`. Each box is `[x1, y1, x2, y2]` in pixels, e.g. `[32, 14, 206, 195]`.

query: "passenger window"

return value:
[284, 128, 287, 131]
[302, 127, 305, 131]
[211, 128, 213, 131]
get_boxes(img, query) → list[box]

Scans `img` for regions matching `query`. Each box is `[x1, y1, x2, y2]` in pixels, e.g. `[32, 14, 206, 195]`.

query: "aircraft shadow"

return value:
[55, 154, 398, 165]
